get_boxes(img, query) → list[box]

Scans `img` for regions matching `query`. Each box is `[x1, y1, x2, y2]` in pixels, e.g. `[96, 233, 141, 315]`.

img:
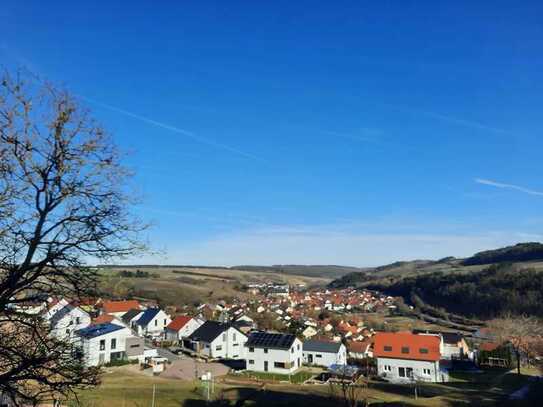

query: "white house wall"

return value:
[303, 344, 347, 367]
[377, 357, 445, 383]
[78, 327, 133, 367]
[246, 338, 303, 374]
[209, 327, 247, 359]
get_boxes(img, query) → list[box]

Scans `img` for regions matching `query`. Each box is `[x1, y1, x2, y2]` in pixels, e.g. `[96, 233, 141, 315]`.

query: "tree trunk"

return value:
[516, 350, 521, 375]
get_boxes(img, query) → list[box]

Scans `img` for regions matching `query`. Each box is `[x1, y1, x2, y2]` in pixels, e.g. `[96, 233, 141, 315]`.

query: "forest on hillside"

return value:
[367, 264, 543, 319]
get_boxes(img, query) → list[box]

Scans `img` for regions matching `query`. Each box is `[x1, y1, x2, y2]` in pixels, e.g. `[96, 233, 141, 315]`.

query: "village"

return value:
[18, 279, 526, 404]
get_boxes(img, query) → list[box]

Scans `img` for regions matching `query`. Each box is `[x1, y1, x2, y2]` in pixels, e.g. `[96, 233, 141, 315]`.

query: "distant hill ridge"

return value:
[462, 242, 543, 265]
[329, 242, 543, 289]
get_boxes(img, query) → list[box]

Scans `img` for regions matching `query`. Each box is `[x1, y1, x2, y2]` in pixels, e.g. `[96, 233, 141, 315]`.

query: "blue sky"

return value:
[2, 1, 543, 266]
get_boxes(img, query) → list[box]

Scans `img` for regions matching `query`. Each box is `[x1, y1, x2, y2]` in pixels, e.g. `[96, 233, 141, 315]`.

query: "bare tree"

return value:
[488, 314, 543, 375]
[328, 366, 370, 407]
[0, 69, 147, 405]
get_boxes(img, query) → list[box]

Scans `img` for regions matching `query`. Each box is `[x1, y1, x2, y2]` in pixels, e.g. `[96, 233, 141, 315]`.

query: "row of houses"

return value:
[33, 294, 472, 384]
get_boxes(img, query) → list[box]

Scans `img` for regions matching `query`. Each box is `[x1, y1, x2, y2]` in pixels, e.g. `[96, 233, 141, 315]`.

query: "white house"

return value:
[133, 308, 171, 338]
[374, 332, 448, 383]
[74, 323, 142, 366]
[165, 315, 204, 341]
[245, 332, 303, 374]
[189, 321, 247, 359]
[303, 339, 347, 367]
[44, 298, 91, 340]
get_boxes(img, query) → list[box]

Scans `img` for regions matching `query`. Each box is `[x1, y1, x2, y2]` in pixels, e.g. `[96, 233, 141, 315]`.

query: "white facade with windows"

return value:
[44, 299, 91, 341]
[134, 309, 171, 338]
[245, 334, 303, 374]
[212, 327, 246, 359]
[377, 357, 444, 383]
[75, 324, 137, 367]
[189, 322, 248, 360]
[303, 341, 347, 367]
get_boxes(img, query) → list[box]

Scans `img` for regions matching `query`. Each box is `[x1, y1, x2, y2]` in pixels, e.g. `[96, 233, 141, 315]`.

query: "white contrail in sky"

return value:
[80, 96, 264, 162]
[383, 103, 509, 134]
[475, 178, 543, 197]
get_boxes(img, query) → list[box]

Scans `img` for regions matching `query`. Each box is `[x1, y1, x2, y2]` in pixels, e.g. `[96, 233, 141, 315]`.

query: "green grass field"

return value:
[62, 365, 536, 407]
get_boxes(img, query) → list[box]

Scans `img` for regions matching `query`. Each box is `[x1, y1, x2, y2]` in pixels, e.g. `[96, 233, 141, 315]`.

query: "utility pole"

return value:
[151, 384, 156, 407]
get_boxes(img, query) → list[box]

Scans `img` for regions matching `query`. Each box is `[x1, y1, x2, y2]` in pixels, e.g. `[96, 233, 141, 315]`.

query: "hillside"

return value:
[366, 263, 543, 319]
[463, 242, 543, 265]
[233, 264, 363, 278]
[100, 264, 361, 279]
[329, 242, 543, 289]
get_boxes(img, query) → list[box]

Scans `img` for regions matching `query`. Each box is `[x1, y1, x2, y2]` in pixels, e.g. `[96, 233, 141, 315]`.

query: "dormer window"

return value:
[419, 348, 429, 354]
[384, 345, 392, 352]
[401, 346, 409, 354]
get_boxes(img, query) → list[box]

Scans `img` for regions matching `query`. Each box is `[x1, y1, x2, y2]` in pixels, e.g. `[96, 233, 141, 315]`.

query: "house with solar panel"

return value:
[131, 308, 171, 338]
[188, 321, 248, 359]
[74, 323, 143, 366]
[303, 339, 347, 367]
[245, 332, 303, 374]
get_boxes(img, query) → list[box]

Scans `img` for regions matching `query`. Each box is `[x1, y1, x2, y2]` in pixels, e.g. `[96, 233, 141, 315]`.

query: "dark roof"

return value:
[189, 321, 240, 343]
[136, 308, 160, 327]
[245, 332, 296, 350]
[121, 308, 142, 325]
[76, 323, 124, 339]
[303, 340, 342, 353]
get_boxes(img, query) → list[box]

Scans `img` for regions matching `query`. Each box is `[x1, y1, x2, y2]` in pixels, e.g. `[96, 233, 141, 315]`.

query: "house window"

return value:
[384, 365, 392, 372]
[155, 320, 158, 326]
[291, 347, 294, 353]
[249, 347, 254, 353]
[222, 333, 226, 341]
[316, 354, 322, 358]
[66, 329, 70, 335]
[399, 367, 406, 377]
[216, 345, 222, 351]
[384, 345, 392, 352]
[423, 368, 431, 375]
[99, 340, 106, 351]
[419, 348, 429, 354]
[233, 343, 239, 347]
[274, 362, 286, 369]
[297, 344, 300, 350]
[249, 360, 255, 365]
[76, 317, 81, 324]
[111, 338, 116, 350]
[130, 344, 141, 349]
[164, 319, 166, 326]
[264, 348, 268, 354]
[401, 346, 410, 354]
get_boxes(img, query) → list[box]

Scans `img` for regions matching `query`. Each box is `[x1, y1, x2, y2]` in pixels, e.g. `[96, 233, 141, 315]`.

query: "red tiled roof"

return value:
[167, 315, 192, 331]
[102, 300, 140, 313]
[93, 314, 115, 324]
[373, 332, 441, 362]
